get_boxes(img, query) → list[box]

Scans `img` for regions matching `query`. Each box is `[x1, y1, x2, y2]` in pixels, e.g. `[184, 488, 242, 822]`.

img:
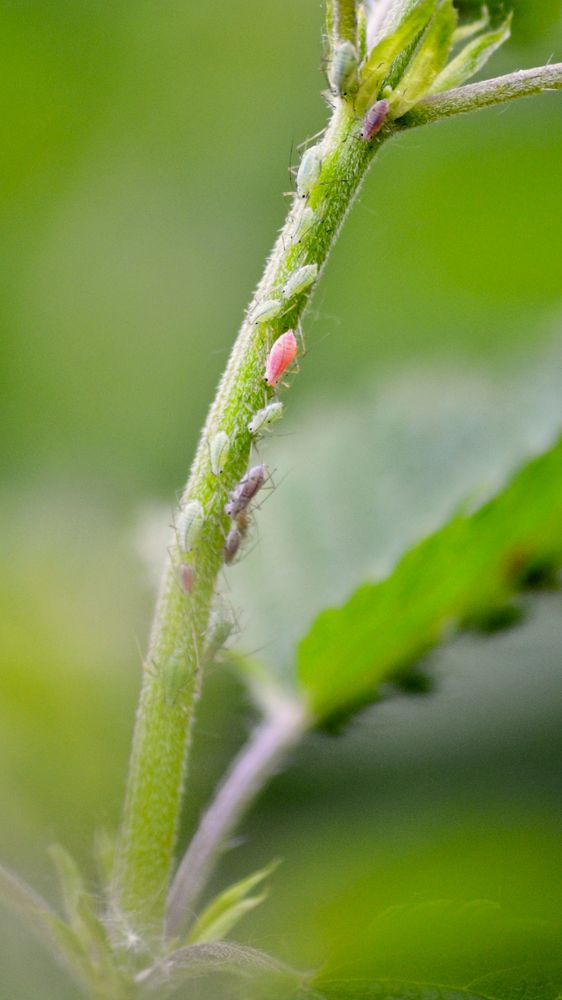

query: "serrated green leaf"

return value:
[428, 13, 512, 94]
[297, 438, 562, 721]
[356, 0, 438, 113]
[390, 0, 458, 116]
[0, 862, 92, 988]
[452, 4, 490, 45]
[187, 861, 279, 945]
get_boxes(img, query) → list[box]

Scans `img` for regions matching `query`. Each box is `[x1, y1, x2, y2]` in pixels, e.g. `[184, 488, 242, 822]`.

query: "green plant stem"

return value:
[113, 60, 561, 944]
[112, 96, 381, 942]
[166, 698, 310, 940]
[402, 62, 562, 127]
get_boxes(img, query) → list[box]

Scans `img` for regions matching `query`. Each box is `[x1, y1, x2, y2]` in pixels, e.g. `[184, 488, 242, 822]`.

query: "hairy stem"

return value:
[402, 63, 562, 127]
[166, 699, 310, 940]
[112, 97, 385, 940]
[113, 58, 561, 943]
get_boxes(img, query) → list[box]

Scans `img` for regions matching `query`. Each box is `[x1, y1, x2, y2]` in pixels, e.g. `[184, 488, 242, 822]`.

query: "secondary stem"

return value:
[166, 698, 310, 940]
[403, 63, 562, 127]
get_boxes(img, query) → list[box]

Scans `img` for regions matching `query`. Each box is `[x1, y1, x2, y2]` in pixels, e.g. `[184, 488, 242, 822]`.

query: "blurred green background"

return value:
[1, 1, 561, 996]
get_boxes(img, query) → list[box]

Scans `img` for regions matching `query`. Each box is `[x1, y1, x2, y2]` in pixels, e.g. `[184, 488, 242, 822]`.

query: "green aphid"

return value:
[296, 145, 322, 199]
[292, 205, 315, 243]
[248, 401, 284, 436]
[210, 430, 230, 476]
[329, 40, 358, 97]
[282, 263, 318, 300]
[176, 499, 205, 551]
[163, 650, 190, 705]
[250, 299, 283, 324]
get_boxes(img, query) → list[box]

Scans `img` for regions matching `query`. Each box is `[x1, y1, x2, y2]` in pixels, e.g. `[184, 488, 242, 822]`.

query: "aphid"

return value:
[296, 145, 322, 199]
[248, 400, 284, 436]
[360, 99, 390, 142]
[291, 205, 315, 243]
[282, 263, 318, 300]
[179, 562, 194, 594]
[264, 330, 297, 388]
[264, 331, 298, 388]
[329, 40, 358, 97]
[176, 500, 205, 551]
[203, 606, 237, 663]
[223, 526, 243, 565]
[163, 649, 189, 704]
[210, 430, 230, 476]
[225, 465, 267, 519]
[249, 299, 282, 324]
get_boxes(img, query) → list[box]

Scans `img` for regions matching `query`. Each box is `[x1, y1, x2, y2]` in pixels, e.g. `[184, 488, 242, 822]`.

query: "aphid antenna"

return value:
[287, 137, 297, 188]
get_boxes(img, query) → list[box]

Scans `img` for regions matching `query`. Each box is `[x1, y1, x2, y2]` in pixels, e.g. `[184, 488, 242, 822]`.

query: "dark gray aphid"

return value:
[225, 465, 267, 519]
[360, 99, 390, 141]
[223, 526, 243, 565]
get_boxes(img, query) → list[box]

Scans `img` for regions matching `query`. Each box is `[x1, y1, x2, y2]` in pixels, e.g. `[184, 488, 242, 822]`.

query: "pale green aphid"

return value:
[210, 430, 230, 476]
[163, 648, 189, 704]
[176, 499, 205, 551]
[250, 299, 282, 324]
[248, 400, 284, 436]
[292, 205, 315, 243]
[296, 144, 322, 199]
[329, 40, 358, 97]
[282, 263, 318, 300]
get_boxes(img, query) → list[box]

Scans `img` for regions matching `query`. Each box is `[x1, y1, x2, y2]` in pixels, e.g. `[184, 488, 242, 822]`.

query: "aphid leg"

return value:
[296, 128, 326, 151]
[295, 319, 306, 354]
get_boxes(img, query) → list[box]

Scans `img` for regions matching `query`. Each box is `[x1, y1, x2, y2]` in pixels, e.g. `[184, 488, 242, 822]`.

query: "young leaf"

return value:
[356, 0, 438, 113]
[390, 0, 458, 116]
[428, 14, 512, 94]
[0, 863, 92, 989]
[187, 861, 279, 945]
[48, 843, 87, 932]
[93, 827, 116, 895]
[49, 843, 116, 979]
[136, 941, 300, 995]
[452, 4, 490, 45]
[333, 0, 358, 46]
[297, 438, 562, 722]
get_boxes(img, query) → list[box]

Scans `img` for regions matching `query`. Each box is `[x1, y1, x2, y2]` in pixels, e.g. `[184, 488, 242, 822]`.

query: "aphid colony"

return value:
[175, 71, 344, 587]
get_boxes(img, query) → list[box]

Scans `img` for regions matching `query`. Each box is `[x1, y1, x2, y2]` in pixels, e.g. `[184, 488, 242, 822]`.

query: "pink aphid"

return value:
[360, 99, 390, 142]
[179, 562, 194, 594]
[264, 330, 298, 388]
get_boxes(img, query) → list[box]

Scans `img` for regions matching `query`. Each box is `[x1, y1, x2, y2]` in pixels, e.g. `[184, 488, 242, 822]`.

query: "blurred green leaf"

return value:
[357, 0, 438, 113]
[428, 13, 512, 93]
[312, 899, 562, 999]
[297, 438, 562, 720]
[49, 844, 119, 986]
[390, 0, 458, 116]
[187, 861, 279, 945]
[0, 863, 90, 989]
